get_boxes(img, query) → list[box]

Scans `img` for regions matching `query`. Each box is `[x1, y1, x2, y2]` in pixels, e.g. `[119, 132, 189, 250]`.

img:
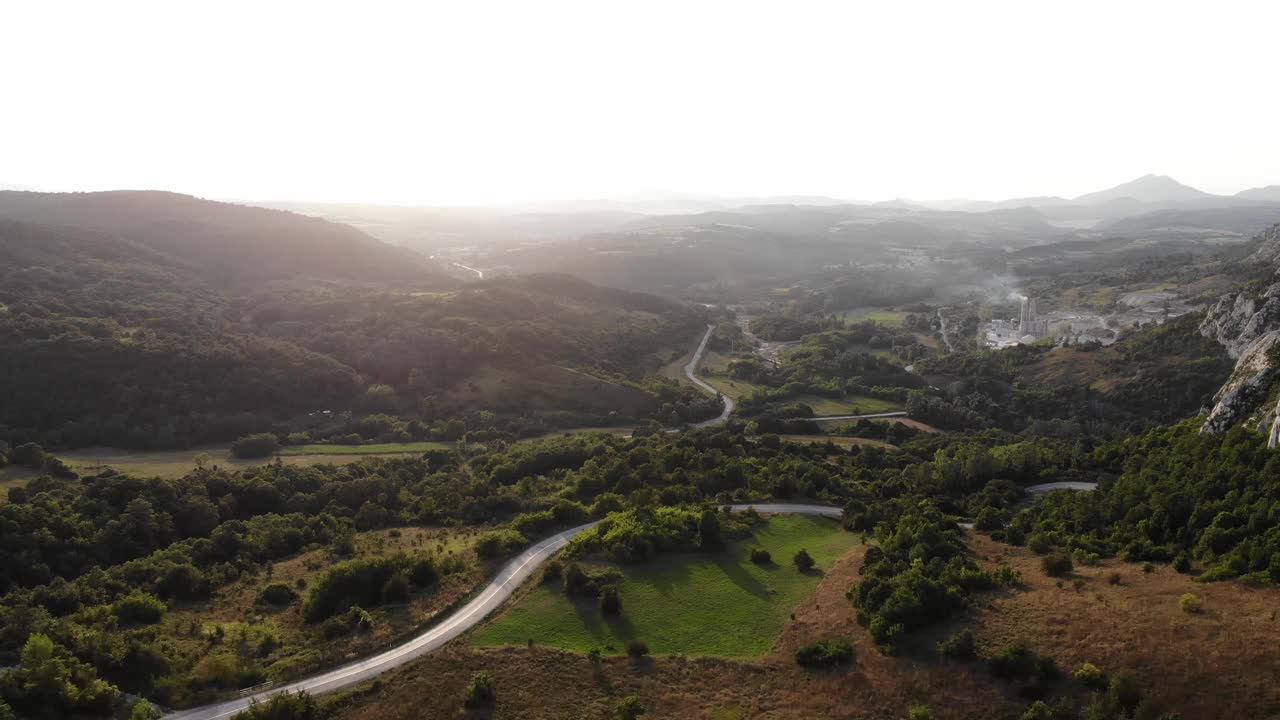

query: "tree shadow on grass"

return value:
[714, 553, 774, 599]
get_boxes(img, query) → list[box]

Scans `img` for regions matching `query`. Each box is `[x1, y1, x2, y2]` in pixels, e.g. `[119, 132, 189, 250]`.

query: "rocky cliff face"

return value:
[1199, 224, 1280, 444]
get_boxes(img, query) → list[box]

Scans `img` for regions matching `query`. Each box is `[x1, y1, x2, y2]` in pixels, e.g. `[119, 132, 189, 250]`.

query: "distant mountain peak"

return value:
[1074, 174, 1216, 204]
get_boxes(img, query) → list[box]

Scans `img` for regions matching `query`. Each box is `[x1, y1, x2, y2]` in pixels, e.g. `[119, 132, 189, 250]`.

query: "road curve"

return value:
[164, 503, 840, 719]
[684, 324, 735, 426]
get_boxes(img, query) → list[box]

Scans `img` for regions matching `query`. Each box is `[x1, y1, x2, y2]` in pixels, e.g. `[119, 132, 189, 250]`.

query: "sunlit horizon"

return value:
[6, 0, 1279, 206]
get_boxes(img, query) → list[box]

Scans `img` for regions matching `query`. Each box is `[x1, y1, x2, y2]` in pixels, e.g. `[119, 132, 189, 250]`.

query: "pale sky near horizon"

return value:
[4, 0, 1279, 206]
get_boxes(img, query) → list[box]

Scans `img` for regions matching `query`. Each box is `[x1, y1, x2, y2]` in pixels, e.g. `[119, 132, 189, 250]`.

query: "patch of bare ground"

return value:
[969, 533, 1280, 720]
[334, 545, 1019, 720]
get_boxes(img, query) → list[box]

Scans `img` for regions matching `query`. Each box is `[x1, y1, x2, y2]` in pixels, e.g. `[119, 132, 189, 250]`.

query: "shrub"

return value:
[113, 592, 166, 625]
[541, 560, 563, 583]
[749, 548, 772, 565]
[409, 557, 439, 588]
[257, 583, 297, 606]
[1003, 525, 1026, 546]
[1107, 670, 1143, 714]
[381, 572, 411, 603]
[1073, 662, 1107, 690]
[463, 671, 495, 708]
[233, 690, 323, 719]
[1178, 593, 1202, 614]
[1107, 572, 1122, 586]
[1173, 552, 1192, 574]
[231, 433, 280, 459]
[616, 696, 646, 720]
[908, 707, 931, 720]
[989, 640, 1059, 698]
[1041, 553, 1073, 577]
[794, 638, 854, 668]
[937, 627, 977, 660]
[600, 587, 622, 616]
[476, 529, 528, 561]
[626, 640, 649, 658]
[564, 563, 599, 597]
[1027, 533, 1052, 555]
[793, 548, 815, 572]
[304, 555, 413, 622]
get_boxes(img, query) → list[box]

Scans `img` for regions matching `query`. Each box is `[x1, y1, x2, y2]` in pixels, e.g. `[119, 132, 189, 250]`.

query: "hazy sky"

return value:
[5, 0, 1279, 205]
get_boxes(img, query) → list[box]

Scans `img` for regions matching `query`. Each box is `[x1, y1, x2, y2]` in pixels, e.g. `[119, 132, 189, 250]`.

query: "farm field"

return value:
[777, 434, 897, 450]
[279, 442, 450, 456]
[57, 445, 432, 479]
[835, 307, 910, 328]
[471, 514, 861, 657]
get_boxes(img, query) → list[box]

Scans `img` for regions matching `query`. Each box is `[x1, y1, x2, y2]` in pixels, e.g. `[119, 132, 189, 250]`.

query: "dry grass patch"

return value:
[968, 533, 1280, 720]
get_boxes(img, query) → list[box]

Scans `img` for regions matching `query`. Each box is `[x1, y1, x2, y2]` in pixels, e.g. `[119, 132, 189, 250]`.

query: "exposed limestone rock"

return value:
[1199, 223, 1280, 444]
[1200, 331, 1280, 435]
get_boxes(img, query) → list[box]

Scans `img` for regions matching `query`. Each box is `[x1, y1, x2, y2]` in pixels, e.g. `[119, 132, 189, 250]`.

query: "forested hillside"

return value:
[0, 191, 443, 288]
[0, 203, 715, 450]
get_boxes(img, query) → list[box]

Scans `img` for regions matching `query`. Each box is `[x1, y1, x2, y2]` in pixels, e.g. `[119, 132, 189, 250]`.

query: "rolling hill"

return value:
[0, 191, 446, 288]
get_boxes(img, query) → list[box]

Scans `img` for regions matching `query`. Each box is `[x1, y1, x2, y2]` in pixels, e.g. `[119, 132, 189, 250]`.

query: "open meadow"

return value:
[472, 514, 861, 657]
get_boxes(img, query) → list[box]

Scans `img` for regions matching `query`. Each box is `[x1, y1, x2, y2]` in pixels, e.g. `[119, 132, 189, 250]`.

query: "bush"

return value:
[476, 530, 528, 561]
[409, 557, 439, 588]
[381, 572, 411, 603]
[1173, 552, 1192, 574]
[1041, 553, 1073, 577]
[908, 707, 931, 720]
[1073, 662, 1107, 690]
[626, 640, 649, 658]
[616, 696, 646, 720]
[113, 592, 166, 625]
[750, 548, 772, 565]
[1027, 533, 1052, 555]
[794, 638, 854, 668]
[257, 583, 298, 606]
[989, 641, 1059, 698]
[1178, 593, 1202, 614]
[937, 628, 977, 660]
[463, 671, 495, 708]
[564, 563, 599, 597]
[1107, 670, 1143, 714]
[541, 560, 563, 583]
[1107, 572, 1122, 585]
[231, 433, 280, 459]
[793, 548, 815, 572]
[303, 555, 417, 622]
[233, 690, 323, 719]
[600, 587, 622, 616]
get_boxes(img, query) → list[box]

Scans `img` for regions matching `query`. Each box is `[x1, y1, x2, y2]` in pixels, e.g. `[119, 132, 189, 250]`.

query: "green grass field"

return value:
[57, 444, 443, 480]
[835, 307, 909, 328]
[777, 435, 897, 450]
[794, 394, 902, 415]
[472, 514, 860, 657]
[279, 442, 449, 456]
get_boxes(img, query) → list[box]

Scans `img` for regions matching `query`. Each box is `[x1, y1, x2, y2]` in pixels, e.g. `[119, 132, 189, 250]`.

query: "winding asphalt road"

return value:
[684, 324, 735, 426]
[165, 503, 840, 719]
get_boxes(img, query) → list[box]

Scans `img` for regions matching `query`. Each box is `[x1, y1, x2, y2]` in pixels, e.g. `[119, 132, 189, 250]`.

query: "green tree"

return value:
[698, 509, 722, 550]
[793, 548, 815, 572]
